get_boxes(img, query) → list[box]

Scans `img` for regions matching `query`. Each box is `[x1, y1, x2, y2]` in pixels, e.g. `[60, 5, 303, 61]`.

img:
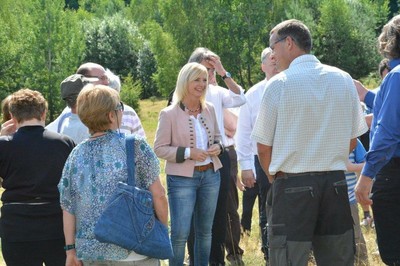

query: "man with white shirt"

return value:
[188, 47, 246, 266]
[235, 47, 278, 263]
[251, 20, 367, 265]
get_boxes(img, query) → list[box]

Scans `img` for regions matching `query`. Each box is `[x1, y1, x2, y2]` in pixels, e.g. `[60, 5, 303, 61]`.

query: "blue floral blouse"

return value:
[58, 131, 160, 261]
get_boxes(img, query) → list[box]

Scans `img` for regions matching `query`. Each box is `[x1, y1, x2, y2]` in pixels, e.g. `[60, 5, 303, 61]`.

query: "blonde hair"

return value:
[8, 89, 47, 123]
[77, 84, 120, 133]
[172, 63, 208, 108]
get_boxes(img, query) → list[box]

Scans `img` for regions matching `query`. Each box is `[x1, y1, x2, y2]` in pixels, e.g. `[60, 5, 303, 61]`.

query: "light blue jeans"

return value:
[167, 169, 220, 266]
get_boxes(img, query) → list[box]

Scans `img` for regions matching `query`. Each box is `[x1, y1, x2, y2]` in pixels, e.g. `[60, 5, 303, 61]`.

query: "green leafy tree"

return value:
[0, 0, 85, 120]
[120, 74, 142, 112]
[315, 0, 384, 79]
[140, 21, 180, 97]
[0, 1, 29, 100]
[83, 14, 157, 99]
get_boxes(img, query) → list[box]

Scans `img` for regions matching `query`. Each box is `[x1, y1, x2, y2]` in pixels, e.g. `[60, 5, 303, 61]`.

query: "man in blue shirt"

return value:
[356, 15, 400, 265]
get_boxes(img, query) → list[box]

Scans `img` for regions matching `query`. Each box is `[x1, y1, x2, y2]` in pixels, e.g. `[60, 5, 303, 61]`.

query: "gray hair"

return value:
[106, 69, 121, 93]
[261, 47, 272, 63]
[188, 47, 220, 63]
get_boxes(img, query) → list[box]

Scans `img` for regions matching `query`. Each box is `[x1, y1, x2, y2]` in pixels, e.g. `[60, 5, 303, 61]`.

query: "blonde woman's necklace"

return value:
[182, 102, 201, 113]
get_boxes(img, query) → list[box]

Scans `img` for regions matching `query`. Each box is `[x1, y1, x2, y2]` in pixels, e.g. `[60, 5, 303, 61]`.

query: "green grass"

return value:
[0, 99, 385, 265]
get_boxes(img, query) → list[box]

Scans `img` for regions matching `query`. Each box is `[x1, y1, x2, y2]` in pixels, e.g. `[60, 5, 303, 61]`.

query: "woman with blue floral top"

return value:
[58, 84, 167, 266]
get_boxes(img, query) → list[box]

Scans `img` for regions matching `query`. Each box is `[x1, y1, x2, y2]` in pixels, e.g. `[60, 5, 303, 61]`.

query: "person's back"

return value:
[1, 127, 74, 202]
[59, 113, 89, 144]
[266, 60, 363, 173]
[0, 89, 75, 266]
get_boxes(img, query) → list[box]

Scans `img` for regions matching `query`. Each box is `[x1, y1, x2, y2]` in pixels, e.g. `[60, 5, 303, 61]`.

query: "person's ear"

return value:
[107, 111, 114, 124]
[41, 111, 47, 122]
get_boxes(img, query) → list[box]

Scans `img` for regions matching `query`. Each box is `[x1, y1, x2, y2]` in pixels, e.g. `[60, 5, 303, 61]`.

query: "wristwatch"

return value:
[222, 72, 232, 80]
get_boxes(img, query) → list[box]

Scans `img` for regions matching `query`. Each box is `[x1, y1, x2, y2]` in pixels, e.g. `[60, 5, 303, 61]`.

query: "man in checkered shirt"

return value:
[251, 19, 368, 266]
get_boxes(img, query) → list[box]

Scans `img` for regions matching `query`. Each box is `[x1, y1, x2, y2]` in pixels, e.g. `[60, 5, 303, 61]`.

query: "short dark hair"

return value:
[270, 19, 312, 53]
[378, 15, 400, 60]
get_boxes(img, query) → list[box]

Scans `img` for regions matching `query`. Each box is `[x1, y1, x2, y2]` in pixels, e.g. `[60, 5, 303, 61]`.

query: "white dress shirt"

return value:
[235, 79, 268, 175]
[206, 84, 246, 146]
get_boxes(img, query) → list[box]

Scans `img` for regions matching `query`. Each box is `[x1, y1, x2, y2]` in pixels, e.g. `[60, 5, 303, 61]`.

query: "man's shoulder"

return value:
[122, 104, 140, 119]
[122, 103, 136, 113]
[247, 79, 267, 94]
[43, 129, 76, 147]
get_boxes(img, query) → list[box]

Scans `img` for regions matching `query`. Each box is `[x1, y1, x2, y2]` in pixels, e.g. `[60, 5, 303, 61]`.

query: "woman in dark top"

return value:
[0, 89, 75, 266]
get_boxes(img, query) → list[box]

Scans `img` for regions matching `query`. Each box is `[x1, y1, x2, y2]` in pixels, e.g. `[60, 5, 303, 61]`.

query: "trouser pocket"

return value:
[268, 235, 289, 266]
[332, 179, 348, 196]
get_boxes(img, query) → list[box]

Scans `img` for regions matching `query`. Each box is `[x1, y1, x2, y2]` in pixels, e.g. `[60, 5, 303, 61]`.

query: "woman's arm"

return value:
[148, 178, 168, 226]
[63, 210, 82, 266]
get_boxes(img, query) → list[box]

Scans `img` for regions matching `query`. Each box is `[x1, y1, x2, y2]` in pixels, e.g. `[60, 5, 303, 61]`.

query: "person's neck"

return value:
[90, 129, 111, 139]
[16, 119, 44, 129]
[182, 97, 201, 111]
[71, 106, 77, 114]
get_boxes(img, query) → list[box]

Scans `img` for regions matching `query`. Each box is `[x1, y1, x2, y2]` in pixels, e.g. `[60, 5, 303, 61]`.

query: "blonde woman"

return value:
[154, 62, 223, 266]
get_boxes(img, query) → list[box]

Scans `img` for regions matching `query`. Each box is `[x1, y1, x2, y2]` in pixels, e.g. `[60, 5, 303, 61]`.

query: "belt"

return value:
[275, 170, 342, 178]
[3, 202, 52, 206]
[225, 145, 235, 151]
[194, 162, 214, 172]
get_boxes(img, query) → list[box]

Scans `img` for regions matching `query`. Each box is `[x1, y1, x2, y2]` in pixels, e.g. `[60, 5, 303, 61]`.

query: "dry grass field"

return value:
[0, 99, 386, 265]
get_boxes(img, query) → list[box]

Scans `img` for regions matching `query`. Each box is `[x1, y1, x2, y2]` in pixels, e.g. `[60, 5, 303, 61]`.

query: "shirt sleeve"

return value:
[362, 72, 400, 177]
[354, 139, 367, 164]
[219, 85, 246, 109]
[236, 97, 255, 171]
[135, 137, 160, 189]
[58, 154, 76, 215]
[364, 90, 376, 110]
[251, 82, 280, 146]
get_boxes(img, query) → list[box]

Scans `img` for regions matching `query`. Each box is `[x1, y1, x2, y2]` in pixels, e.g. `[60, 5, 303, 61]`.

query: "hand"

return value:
[190, 148, 209, 162]
[241, 170, 256, 188]
[66, 250, 83, 266]
[207, 144, 221, 157]
[206, 56, 226, 77]
[0, 119, 16, 136]
[355, 175, 373, 206]
[236, 177, 245, 191]
[353, 79, 368, 102]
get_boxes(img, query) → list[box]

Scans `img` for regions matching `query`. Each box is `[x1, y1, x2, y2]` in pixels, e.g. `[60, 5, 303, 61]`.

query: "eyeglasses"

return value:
[115, 101, 124, 112]
[86, 75, 110, 82]
[269, 36, 288, 51]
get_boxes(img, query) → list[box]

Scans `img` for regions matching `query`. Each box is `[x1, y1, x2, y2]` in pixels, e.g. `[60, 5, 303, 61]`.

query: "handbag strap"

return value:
[125, 135, 136, 186]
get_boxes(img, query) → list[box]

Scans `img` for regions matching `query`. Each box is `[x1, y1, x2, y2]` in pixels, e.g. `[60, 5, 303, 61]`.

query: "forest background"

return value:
[0, 0, 399, 122]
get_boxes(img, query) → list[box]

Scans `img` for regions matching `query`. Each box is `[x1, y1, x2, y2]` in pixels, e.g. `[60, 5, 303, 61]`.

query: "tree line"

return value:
[0, 0, 396, 121]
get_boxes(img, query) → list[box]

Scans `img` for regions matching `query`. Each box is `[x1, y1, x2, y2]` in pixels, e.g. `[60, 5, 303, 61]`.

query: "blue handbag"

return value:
[94, 135, 173, 259]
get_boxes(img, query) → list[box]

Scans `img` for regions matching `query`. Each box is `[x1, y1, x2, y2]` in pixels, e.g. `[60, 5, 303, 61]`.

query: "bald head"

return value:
[76, 62, 109, 85]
